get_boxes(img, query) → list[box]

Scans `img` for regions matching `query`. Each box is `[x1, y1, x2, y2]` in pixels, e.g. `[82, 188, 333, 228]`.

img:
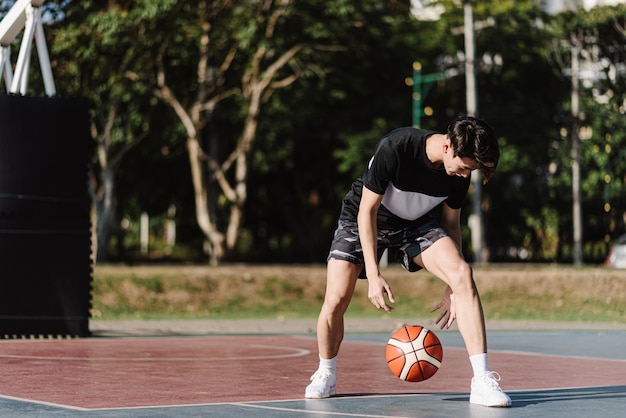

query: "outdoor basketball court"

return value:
[0, 319, 624, 417]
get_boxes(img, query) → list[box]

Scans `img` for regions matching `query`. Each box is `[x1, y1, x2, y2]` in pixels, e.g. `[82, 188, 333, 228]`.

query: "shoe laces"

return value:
[311, 368, 334, 383]
[481, 371, 504, 391]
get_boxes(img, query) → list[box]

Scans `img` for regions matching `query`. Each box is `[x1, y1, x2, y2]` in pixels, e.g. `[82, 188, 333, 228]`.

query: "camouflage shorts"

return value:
[327, 219, 448, 278]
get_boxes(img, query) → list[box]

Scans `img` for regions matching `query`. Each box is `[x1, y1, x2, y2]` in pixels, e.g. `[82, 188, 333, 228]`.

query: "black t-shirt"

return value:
[339, 127, 470, 229]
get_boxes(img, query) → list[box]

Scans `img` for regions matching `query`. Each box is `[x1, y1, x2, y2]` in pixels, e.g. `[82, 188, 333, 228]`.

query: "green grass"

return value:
[90, 264, 626, 324]
[91, 268, 325, 320]
[480, 291, 626, 323]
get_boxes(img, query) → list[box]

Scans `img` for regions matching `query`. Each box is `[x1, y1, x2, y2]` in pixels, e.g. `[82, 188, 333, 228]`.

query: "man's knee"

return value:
[323, 260, 359, 313]
[322, 291, 353, 316]
[448, 261, 476, 293]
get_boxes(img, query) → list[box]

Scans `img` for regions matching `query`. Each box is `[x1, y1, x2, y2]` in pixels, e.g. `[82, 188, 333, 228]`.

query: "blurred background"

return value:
[9, 0, 625, 267]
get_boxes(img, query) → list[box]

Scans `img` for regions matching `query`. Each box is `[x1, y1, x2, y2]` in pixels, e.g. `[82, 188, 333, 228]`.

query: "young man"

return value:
[304, 116, 511, 407]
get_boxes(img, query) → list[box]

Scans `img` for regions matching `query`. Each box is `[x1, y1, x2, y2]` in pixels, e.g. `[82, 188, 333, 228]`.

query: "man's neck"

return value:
[425, 133, 446, 168]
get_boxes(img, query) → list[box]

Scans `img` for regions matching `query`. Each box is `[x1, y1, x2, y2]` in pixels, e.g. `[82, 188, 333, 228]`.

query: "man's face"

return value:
[442, 139, 479, 178]
[446, 155, 479, 178]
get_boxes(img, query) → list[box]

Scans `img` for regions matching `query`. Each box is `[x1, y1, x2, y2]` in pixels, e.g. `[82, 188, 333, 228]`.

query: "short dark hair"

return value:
[447, 116, 499, 183]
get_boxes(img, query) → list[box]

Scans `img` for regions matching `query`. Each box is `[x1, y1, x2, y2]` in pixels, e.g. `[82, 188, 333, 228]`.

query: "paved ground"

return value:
[0, 319, 624, 417]
[89, 318, 626, 337]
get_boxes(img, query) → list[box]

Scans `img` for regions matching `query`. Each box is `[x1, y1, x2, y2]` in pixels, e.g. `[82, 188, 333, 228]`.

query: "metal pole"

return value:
[464, 3, 476, 117]
[413, 61, 422, 128]
[35, 11, 56, 96]
[464, 2, 485, 264]
[571, 43, 583, 265]
[411, 62, 457, 128]
[10, 3, 37, 94]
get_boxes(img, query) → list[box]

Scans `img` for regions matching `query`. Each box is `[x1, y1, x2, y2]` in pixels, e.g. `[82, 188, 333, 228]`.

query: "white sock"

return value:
[319, 355, 337, 371]
[469, 353, 488, 377]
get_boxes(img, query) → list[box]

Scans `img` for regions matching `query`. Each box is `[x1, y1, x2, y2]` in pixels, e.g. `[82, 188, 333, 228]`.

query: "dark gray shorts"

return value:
[327, 219, 448, 278]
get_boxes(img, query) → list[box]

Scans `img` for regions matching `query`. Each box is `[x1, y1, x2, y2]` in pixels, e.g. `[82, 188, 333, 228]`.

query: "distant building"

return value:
[411, 0, 625, 19]
[542, 0, 624, 14]
[410, 0, 443, 20]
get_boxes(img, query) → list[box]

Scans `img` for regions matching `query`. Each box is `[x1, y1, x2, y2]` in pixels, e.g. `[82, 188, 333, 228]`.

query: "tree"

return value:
[245, 0, 426, 262]
[50, 1, 159, 261]
[40, 0, 625, 265]
[409, 0, 570, 261]
[152, 0, 343, 264]
[548, 4, 626, 261]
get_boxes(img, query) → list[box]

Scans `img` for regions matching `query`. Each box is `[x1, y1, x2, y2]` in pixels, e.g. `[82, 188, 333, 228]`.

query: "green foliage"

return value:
[23, 0, 625, 263]
[544, 3, 626, 258]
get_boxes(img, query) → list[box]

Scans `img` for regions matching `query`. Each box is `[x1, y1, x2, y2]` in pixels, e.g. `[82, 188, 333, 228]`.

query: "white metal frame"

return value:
[0, 0, 55, 96]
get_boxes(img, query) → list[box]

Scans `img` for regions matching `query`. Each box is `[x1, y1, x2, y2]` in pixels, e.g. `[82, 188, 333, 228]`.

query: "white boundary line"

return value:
[0, 344, 310, 361]
[0, 393, 90, 412]
[33, 385, 626, 412]
[0, 334, 624, 412]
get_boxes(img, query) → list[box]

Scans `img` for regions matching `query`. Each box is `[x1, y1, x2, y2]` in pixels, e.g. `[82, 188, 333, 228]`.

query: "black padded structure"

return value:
[0, 95, 93, 338]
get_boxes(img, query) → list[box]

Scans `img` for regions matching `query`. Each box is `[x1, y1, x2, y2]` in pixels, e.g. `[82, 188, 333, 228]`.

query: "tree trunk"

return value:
[187, 135, 224, 265]
[95, 168, 116, 262]
[153, 1, 303, 264]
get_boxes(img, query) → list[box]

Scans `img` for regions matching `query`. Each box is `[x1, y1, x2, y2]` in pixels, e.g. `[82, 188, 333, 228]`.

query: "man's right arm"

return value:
[358, 186, 395, 312]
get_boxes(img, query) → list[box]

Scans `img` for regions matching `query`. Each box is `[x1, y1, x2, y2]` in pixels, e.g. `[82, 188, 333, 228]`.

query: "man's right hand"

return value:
[367, 273, 395, 312]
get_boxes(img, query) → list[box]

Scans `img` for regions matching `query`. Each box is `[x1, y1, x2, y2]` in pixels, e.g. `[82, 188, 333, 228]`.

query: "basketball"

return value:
[385, 325, 443, 382]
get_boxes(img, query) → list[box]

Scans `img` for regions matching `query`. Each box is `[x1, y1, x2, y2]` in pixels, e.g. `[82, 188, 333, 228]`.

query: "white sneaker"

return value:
[470, 371, 512, 407]
[304, 368, 336, 399]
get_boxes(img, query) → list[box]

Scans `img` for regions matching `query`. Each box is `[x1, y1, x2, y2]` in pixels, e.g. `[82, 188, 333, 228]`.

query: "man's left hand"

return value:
[431, 285, 456, 329]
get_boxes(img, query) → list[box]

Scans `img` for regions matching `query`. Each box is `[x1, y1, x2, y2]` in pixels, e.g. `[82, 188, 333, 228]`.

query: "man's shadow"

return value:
[507, 385, 626, 407]
[444, 384, 626, 410]
[303, 386, 626, 416]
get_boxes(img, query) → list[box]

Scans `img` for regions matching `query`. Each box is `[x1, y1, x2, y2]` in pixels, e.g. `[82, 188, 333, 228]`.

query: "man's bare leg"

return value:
[415, 237, 486, 355]
[305, 259, 359, 398]
[416, 236, 511, 407]
[316, 259, 360, 359]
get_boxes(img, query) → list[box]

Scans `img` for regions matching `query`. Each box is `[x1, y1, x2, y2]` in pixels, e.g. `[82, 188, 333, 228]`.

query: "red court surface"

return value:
[0, 328, 625, 416]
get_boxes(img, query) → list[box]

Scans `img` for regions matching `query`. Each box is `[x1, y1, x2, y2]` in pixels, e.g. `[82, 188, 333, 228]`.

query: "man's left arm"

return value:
[440, 202, 462, 250]
[431, 202, 463, 329]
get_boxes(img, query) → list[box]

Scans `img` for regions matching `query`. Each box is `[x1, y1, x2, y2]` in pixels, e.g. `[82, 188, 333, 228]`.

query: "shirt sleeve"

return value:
[361, 136, 398, 195]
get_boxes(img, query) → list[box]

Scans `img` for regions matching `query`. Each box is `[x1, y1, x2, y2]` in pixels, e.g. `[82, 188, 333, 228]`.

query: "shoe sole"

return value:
[304, 386, 336, 399]
[470, 396, 511, 407]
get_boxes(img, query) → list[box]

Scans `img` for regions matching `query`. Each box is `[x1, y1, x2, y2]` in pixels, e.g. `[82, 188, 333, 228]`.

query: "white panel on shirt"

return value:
[381, 182, 446, 221]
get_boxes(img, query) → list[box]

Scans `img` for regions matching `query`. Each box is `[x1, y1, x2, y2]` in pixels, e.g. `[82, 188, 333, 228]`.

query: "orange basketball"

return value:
[385, 325, 443, 382]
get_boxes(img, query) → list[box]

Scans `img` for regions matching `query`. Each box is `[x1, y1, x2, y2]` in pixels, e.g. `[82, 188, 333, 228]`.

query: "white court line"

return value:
[0, 344, 310, 361]
[234, 397, 421, 418]
[4, 385, 623, 412]
[75, 394, 428, 414]
[0, 393, 91, 412]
